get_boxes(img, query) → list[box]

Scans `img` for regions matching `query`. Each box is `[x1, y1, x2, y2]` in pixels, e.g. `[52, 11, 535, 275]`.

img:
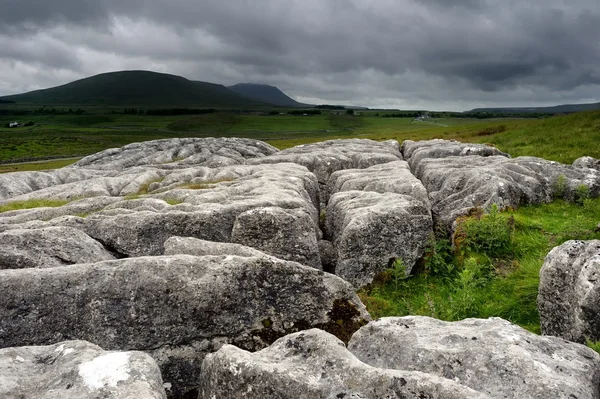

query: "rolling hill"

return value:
[0, 71, 266, 108]
[228, 83, 309, 107]
[470, 102, 600, 114]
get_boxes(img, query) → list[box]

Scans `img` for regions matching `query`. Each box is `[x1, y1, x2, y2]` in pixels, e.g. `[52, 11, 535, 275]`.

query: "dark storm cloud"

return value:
[0, 0, 599, 109]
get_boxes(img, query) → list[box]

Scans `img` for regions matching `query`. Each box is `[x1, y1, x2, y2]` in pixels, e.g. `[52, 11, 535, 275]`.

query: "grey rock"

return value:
[324, 161, 432, 287]
[410, 147, 600, 228]
[326, 191, 432, 287]
[538, 240, 600, 343]
[199, 328, 489, 399]
[231, 207, 321, 269]
[327, 161, 430, 205]
[574, 156, 600, 171]
[164, 236, 269, 258]
[0, 254, 370, 397]
[0, 168, 106, 201]
[71, 137, 279, 170]
[0, 227, 115, 269]
[0, 163, 322, 263]
[0, 340, 166, 399]
[349, 316, 600, 399]
[401, 139, 509, 170]
[251, 139, 402, 203]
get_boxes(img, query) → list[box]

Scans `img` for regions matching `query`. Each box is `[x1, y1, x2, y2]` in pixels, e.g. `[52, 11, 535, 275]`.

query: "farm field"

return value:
[2, 109, 599, 169]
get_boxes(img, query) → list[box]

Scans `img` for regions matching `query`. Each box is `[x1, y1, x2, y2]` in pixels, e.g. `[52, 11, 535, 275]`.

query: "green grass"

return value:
[0, 158, 79, 174]
[359, 198, 600, 334]
[2, 110, 598, 165]
[0, 198, 70, 213]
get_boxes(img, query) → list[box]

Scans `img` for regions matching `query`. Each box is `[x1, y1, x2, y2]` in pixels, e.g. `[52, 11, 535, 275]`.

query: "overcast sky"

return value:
[0, 0, 599, 111]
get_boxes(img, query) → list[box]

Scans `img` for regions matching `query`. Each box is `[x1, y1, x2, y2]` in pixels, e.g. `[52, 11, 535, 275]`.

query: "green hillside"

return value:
[0, 71, 266, 108]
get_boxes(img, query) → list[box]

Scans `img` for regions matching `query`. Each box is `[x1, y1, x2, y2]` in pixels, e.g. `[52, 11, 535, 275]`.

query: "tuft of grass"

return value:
[0, 198, 70, 213]
[164, 197, 184, 205]
[586, 340, 600, 354]
[177, 177, 235, 190]
[359, 198, 600, 334]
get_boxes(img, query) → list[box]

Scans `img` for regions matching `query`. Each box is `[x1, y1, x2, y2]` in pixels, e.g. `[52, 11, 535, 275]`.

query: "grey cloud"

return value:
[0, 0, 599, 109]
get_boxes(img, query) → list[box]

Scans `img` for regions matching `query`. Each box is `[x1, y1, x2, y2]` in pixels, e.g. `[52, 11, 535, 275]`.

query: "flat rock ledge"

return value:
[538, 240, 600, 343]
[0, 340, 166, 399]
[349, 316, 600, 399]
[0, 252, 369, 397]
[199, 328, 489, 399]
[70, 137, 279, 170]
[250, 138, 403, 204]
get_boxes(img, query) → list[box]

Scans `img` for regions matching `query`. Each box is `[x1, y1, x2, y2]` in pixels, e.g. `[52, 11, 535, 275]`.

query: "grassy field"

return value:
[2, 110, 598, 166]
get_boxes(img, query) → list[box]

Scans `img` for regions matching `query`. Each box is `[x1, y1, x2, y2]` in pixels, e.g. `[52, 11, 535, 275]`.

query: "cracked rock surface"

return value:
[0, 340, 166, 399]
[349, 316, 600, 399]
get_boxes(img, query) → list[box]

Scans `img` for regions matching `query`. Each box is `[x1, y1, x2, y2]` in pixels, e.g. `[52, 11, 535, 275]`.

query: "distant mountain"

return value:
[228, 83, 309, 107]
[0, 71, 266, 108]
[469, 102, 600, 114]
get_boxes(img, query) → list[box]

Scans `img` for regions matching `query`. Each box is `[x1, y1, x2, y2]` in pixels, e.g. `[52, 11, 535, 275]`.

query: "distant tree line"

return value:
[120, 108, 218, 116]
[0, 99, 16, 104]
[0, 108, 85, 116]
[382, 112, 423, 118]
[315, 105, 345, 110]
[288, 110, 322, 115]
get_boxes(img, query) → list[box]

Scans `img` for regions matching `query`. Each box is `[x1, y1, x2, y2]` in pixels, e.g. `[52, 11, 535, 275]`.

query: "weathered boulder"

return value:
[199, 329, 489, 399]
[401, 139, 509, 170]
[250, 139, 402, 203]
[349, 316, 600, 399]
[325, 161, 433, 287]
[231, 207, 321, 269]
[574, 156, 600, 171]
[538, 240, 600, 343]
[410, 149, 600, 228]
[0, 227, 116, 269]
[70, 137, 279, 170]
[0, 254, 370, 397]
[0, 340, 166, 399]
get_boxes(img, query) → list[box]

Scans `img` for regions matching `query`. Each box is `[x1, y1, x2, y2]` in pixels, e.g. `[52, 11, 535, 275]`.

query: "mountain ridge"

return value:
[0, 70, 267, 108]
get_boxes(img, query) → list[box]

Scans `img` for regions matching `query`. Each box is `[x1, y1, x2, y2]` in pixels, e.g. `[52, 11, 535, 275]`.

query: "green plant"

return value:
[424, 233, 456, 277]
[553, 174, 568, 199]
[575, 184, 591, 205]
[586, 340, 600, 354]
[450, 258, 480, 319]
[390, 259, 409, 290]
[455, 204, 514, 258]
